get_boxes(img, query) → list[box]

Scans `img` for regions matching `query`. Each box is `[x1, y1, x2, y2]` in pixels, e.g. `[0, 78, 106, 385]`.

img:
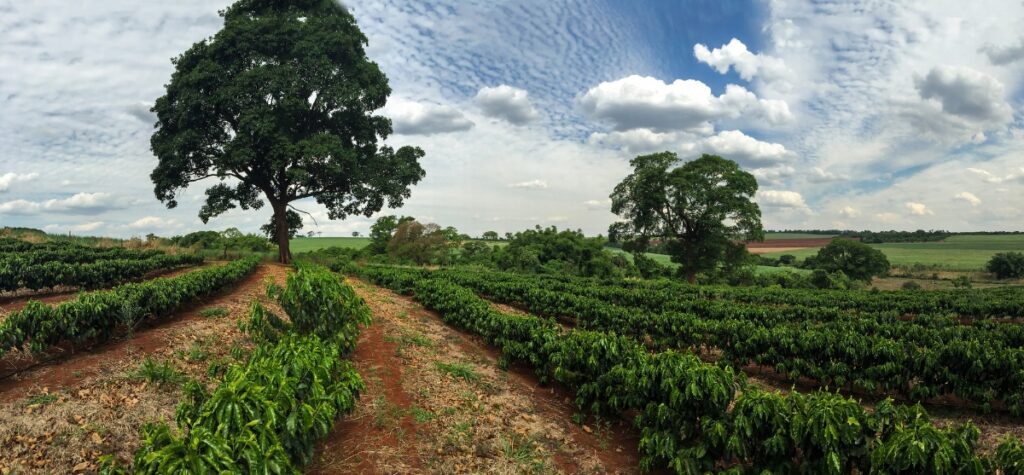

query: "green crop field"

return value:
[763, 232, 835, 240]
[760, 234, 1024, 270]
[289, 236, 371, 253]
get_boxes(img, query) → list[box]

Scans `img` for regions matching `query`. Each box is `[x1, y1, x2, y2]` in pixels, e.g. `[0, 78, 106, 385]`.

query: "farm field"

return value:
[760, 234, 1024, 271]
[289, 236, 372, 253]
[353, 263, 1024, 472]
[2, 234, 1024, 473]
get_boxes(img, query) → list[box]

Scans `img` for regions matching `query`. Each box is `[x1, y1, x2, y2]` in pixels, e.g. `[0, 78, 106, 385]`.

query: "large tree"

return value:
[150, 0, 425, 263]
[610, 153, 764, 282]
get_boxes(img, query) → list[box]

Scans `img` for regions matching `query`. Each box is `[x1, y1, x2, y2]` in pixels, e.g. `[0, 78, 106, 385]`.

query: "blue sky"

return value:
[1, 0, 1022, 237]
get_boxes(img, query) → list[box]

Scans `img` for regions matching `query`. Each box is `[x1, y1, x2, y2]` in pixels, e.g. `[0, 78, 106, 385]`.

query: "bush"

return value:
[901, 281, 922, 291]
[779, 254, 797, 265]
[952, 275, 972, 289]
[987, 252, 1024, 279]
[809, 238, 890, 281]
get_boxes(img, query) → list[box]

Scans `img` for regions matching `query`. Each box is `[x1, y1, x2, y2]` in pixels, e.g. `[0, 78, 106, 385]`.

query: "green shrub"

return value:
[987, 252, 1024, 279]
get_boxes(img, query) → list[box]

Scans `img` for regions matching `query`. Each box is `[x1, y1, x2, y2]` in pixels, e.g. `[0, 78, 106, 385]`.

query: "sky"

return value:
[1, 0, 1022, 238]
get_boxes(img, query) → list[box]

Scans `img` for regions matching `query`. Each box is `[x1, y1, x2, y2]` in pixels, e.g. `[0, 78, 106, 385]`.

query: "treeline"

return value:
[771, 229, 1023, 243]
[307, 216, 639, 279]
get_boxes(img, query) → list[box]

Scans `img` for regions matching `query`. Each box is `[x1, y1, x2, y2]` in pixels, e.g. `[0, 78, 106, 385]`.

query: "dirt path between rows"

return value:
[309, 279, 645, 475]
[0, 263, 291, 474]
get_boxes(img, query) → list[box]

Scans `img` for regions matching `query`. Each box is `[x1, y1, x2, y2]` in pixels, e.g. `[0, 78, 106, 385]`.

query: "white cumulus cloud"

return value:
[0, 172, 39, 192]
[699, 130, 795, 168]
[757, 190, 811, 214]
[385, 98, 474, 135]
[914, 65, 1012, 124]
[954, 191, 981, 206]
[905, 202, 934, 216]
[127, 216, 182, 231]
[578, 75, 791, 133]
[474, 85, 539, 125]
[693, 38, 790, 82]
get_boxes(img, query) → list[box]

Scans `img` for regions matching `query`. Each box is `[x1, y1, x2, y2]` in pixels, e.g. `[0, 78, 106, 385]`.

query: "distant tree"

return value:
[987, 252, 1024, 279]
[367, 215, 412, 254]
[779, 254, 797, 266]
[386, 221, 450, 265]
[610, 153, 764, 283]
[810, 238, 890, 281]
[149, 0, 425, 263]
[351, 231, 360, 237]
[482, 231, 499, 241]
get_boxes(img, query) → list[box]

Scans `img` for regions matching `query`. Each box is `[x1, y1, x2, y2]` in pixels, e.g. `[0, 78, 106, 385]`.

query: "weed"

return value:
[187, 341, 209, 362]
[199, 307, 229, 318]
[133, 357, 184, 387]
[410, 406, 435, 423]
[25, 393, 58, 407]
[435, 361, 480, 383]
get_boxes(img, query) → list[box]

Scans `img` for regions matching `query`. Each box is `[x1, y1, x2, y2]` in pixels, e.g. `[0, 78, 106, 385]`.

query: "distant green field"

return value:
[760, 234, 1024, 271]
[290, 236, 370, 253]
[763, 232, 835, 240]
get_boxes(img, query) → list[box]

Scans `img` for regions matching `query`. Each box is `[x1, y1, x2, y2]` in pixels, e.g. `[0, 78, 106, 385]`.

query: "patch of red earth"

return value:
[308, 314, 421, 475]
[0, 263, 287, 399]
[365, 281, 651, 475]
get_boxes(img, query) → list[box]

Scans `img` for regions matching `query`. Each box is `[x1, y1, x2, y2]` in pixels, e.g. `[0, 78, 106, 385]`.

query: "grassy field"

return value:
[763, 232, 835, 240]
[290, 236, 371, 253]
[760, 234, 1024, 271]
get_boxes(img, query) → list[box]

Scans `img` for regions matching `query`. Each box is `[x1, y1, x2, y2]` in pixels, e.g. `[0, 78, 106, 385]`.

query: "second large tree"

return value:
[610, 153, 764, 282]
[150, 0, 425, 263]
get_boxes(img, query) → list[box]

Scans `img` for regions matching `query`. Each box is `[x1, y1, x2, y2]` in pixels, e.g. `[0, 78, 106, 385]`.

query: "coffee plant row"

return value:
[104, 265, 369, 473]
[0, 256, 259, 357]
[439, 268, 1024, 415]
[0, 253, 204, 293]
[356, 265, 1024, 474]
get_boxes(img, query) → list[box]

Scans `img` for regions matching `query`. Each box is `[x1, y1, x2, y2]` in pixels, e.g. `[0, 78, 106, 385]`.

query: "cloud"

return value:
[43, 221, 104, 233]
[0, 172, 39, 192]
[578, 75, 792, 133]
[0, 192, 123, 215]
[967, 167, 1023, 184]
[905, 202, 934, 216]
[808, 167, 842, 183]
[699, 130, 795, 168]
[584, 198, 611, 210]
[693, 38, 789, 82]
[954, 191, 981, 206]
[127, 216, 182, 231]
[474, 85, 539, 125]
[757, 190, 811, 214]
[914, 65, 1012, 123]
[980, 39, 1024, 65]
[587, 128, 696, 153]
[508, 179, 548, 189]
[838, 206, 860, 218]
[385, 98, 474, 135]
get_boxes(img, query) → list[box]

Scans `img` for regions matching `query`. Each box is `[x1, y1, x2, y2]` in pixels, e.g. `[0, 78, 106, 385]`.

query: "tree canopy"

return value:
[610, 153, 763, 282]
[150, 0, 425, 263]
[807, 238, 890, 281]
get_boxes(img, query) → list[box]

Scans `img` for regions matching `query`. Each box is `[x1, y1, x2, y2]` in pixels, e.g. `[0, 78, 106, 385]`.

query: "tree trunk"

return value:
[686, 270, 697, 284]
[273, 202, 291, 264]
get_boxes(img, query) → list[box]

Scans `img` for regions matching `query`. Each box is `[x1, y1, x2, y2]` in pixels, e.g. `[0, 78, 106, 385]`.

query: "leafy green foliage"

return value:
[0, 240, 202, 292]
[358, 265, 1024, 474]
[987, 251, 1024, 279]
[133, 357, 185, 387]
[809, 238, 891, 281]
[610, 153, 764, 282]
[124, 264, 369, 473]
[150, 0, 425, 263]
[0, 256, 259, 357]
